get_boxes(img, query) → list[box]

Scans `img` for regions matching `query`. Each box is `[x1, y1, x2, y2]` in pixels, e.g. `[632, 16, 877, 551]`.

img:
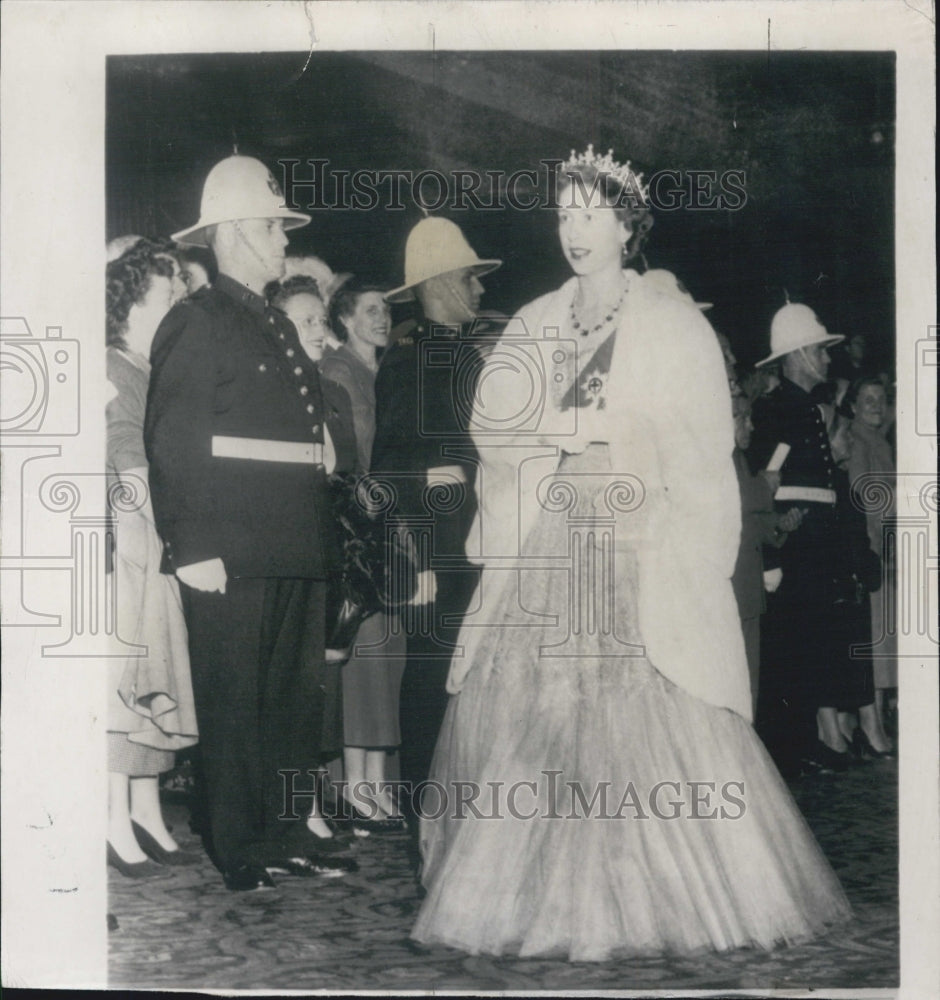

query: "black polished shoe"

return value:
[305, 852, 359, 876]
[107, 913, 119, 932]
[131, 821, 202, 866]
[107, 842, 165, 878]
[266, 853, 359, 878]
[222, 863, 277, 892]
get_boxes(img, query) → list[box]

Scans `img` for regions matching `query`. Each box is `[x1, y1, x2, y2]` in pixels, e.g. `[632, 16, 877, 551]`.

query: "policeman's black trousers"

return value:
[180, 577, 333, 870]
[398, 566, 480, 820]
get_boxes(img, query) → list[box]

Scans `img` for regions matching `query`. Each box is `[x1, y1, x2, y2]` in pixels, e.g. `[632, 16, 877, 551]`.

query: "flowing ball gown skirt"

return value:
[413, 447, 851, 960]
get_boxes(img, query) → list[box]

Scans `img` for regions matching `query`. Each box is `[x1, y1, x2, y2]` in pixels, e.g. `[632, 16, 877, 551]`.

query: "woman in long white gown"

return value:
[411, 147, 852, 961]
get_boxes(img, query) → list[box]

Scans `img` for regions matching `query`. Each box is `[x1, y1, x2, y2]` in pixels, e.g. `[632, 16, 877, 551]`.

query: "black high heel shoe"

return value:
[852, 728, 895, 760]
[131, 821, 201, 866]
[334, 797, 405, 834]
[106, 842, 164, 878]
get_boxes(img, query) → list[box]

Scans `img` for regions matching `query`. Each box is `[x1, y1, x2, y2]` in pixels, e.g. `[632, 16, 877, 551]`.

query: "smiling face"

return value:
[283, 291, 328, 362]
[854, 382, 887, 429]
[557, 181, 631, 277]
[344, 291, 391, 351]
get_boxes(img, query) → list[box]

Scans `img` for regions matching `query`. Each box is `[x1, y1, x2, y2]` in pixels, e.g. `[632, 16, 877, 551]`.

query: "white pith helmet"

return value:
[755, 303, 844, 367]
[384, 217, 501, 304]
[172, 155, 311, 247]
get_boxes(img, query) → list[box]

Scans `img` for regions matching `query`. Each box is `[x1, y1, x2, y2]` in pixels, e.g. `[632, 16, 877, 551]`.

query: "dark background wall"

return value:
[107, 50, 895, 368]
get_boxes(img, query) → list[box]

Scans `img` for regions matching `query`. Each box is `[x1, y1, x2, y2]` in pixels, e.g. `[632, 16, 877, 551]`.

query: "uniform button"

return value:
[279, 332, 285, 340]
[286, 348, 295, 358]
[306, 404, 315, 414]
[311, 424, 320, 434]
[268, 316, 275, 324]
[258, 363, 267, 372]
[300, 386, 309, 396]
[294, 366, 303, 376]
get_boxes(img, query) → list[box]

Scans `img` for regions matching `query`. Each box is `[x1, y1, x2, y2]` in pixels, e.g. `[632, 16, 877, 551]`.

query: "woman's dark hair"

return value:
[555, 161, 654, 265]
[176, 244, 218, 283]
[841, 375, 886, 417]
[265, 274, 323, 313]
[106, 237, 177, 350]
[328, 279, 386, 343]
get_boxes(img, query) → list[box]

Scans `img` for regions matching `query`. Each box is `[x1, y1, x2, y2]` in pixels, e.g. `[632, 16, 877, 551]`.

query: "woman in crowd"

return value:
[106, 236, 199, 874]
[176, 244, 217, 296]
[814, 411, 888, 761]
[266, 274, 373, 846]
[321, 280, 407, 830]
[411, 147, 851, 959]
[845, 376, 897, 752]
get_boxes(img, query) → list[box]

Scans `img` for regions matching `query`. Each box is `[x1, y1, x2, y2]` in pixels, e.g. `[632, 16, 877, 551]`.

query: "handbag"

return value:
[325, 472, 418, 654]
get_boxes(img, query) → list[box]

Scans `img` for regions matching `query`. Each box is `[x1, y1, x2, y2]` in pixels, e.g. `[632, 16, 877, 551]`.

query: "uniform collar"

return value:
[778, 376, 815, 402]
[214, 272, 267, 317]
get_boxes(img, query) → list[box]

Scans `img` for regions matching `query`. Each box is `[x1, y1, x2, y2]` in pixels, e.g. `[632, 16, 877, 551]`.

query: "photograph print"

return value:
[2, 3, 936, 996]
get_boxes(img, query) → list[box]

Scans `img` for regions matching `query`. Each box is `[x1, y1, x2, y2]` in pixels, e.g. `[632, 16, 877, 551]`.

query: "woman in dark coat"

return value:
[319, 280, 407, 829]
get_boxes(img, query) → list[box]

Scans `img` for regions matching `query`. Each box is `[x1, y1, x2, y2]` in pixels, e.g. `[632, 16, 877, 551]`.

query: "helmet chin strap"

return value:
[438, 273, 476, 325]
[798, 345, 827, 384]
[233, 220, 275, 277]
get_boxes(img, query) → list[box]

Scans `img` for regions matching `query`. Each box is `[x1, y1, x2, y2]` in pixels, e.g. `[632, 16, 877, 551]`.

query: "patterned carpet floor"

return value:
[109, 757, 898, 992]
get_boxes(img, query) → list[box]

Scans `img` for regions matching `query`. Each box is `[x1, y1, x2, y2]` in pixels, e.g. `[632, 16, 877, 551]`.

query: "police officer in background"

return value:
[372, 218, 502, 855]
[145, 155, 357, 890]
[748, 303, 847, 778]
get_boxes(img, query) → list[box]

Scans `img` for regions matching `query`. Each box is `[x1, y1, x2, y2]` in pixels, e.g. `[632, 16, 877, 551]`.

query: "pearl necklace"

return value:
[569, 282, 628, 337]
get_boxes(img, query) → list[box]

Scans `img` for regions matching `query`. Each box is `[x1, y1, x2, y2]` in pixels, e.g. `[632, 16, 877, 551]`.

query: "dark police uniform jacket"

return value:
[371, 320, 481, 570]
[144, 274, 356, 580]
[748, 376, 838, 600]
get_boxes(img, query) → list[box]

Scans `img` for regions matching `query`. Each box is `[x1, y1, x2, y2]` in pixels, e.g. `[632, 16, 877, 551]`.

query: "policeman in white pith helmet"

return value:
[383, 216, 501, 323]
[145, 154, 358, 889]
[747, 301, 851, 780]
[372, 216, 502, 855]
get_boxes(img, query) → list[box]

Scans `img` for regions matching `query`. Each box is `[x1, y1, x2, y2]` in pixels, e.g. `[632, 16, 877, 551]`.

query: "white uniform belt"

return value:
[211, 435, 323, 465]
[775, 485, 836, 505]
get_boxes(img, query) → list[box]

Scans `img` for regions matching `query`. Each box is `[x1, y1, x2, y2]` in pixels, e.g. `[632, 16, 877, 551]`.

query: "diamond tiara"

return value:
[563, 144, 649, 207]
